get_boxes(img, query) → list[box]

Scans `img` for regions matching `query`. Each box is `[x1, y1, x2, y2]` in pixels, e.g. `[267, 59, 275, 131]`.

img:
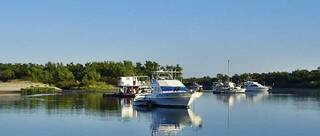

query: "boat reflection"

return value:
[213, 92, 269, 128]
[245, 91, 269, 103]
[120, 98, 136, 120]
[214, 92, 269, 107]
[135, 107, 203, 136]
[214, 93, 246, 107]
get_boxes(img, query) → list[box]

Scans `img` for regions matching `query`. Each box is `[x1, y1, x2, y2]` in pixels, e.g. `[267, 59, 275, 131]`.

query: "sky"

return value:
[0, 0, 319, 77]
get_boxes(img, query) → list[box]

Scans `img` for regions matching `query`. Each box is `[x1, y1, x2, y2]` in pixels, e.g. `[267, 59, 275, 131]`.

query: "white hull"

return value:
[245, 87, 269, 92]
[213, 88, 245, 93]
[133, 100, 149, 106]
[133, 93, 151, 106]
[150, 93, 192, 107]
[244, 81, 270, 93]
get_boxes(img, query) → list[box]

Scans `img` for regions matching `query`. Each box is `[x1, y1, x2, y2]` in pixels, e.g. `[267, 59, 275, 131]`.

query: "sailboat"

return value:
[212, 60, 245, 94]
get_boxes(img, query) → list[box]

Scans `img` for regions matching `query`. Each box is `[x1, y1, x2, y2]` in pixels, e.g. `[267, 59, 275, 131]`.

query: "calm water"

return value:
[1, 91, 320, 136]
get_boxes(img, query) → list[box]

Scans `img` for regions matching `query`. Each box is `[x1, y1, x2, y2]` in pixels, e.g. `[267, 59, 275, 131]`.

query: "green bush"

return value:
[78, 81, 118, 92]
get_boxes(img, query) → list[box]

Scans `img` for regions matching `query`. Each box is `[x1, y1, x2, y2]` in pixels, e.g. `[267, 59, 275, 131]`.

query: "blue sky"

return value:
[0, 0, 319, 77]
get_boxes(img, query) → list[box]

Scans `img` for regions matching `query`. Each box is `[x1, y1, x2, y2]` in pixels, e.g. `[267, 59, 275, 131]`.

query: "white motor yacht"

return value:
[149, 70, 193, 108]
[244, 81, 270, 92]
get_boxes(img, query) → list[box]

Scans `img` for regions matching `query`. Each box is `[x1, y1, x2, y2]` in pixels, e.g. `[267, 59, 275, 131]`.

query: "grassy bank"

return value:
[0, 80, 61, 92]
[21, 86, 61, 95]
[75, 82, 118, 93]
[0, 80, 118, 94]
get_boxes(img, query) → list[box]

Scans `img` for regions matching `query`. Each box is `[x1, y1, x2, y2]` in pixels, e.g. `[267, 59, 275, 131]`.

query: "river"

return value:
[1, 91, 320, 136]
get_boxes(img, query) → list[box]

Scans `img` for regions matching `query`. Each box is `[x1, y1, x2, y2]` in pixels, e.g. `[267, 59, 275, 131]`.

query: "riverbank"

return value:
[73, 82, 118, 93]
[0, 80, 118, 94]
[269, 88, 320, 94]
[0, 80, 61, 93]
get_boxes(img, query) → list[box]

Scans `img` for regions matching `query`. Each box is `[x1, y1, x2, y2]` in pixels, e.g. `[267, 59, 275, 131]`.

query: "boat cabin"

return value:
[152, 80, 189, 93]
[118, 76, 150, 94]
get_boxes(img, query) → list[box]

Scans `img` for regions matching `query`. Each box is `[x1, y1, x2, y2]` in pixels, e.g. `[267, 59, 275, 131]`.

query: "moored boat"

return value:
[212, 60, 245, 94]
[191, 82, 204, 92]
[244, 81, 270, 92]
[213, 81, 245, 94]
[104, 76, 151, 98]
[149, 70, 194, 108]
[133, 93, 152, 106]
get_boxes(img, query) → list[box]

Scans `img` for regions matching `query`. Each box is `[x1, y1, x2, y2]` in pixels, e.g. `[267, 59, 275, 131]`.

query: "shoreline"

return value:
[269, 88, 320, 94]
[0, 80, 61, 92]
[0, 80, 118, 94]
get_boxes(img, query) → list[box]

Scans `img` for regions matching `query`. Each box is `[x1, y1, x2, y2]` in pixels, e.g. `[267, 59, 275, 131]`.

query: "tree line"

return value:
[184, 68, 320, 89]
[0, 61, 183, 89]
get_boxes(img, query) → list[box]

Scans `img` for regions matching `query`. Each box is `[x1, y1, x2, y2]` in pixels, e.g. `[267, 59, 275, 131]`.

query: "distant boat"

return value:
[212, 60, 245, 94]
[191, 82, 204, 92]
[213, 82, 245, 94]
[104, 76, 151, 98]
[244, 81, 270, 92]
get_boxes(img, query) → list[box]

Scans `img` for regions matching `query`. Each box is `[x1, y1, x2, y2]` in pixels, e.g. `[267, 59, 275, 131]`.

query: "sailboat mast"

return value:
[227, 60, 230, 82]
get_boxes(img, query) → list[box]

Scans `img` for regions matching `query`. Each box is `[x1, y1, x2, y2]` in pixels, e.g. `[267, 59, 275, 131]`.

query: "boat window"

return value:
[250, 84, 258, 87]
[160, 86, 188, 92]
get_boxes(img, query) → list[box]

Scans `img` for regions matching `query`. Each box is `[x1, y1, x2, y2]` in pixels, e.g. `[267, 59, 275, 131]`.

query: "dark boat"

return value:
[103, 92, 136, 98]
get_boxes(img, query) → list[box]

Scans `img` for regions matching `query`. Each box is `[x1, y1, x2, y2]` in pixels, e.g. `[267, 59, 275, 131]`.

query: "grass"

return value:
[21, 86, 61, 95]
[76, 82, 118, 93]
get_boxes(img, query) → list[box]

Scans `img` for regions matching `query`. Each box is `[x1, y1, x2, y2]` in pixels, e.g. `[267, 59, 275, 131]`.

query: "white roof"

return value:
[157, 80, 185, 87]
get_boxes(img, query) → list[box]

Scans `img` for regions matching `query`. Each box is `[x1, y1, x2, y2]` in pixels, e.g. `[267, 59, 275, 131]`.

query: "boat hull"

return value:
[150, 93, 192, 108]
[133, 94, 152, 106]
[245, 87, 269, 92]
[212, 88, 245, 94]
[103, 93, 136, 98]
[133, 100, 150, 106]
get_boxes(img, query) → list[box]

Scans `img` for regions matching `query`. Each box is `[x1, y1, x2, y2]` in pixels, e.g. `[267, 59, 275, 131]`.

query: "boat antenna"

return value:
[227, 60, 230, 82]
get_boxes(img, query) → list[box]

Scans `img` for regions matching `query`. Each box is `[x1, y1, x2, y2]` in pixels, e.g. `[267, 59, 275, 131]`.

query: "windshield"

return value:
[160, 86, 189, 92]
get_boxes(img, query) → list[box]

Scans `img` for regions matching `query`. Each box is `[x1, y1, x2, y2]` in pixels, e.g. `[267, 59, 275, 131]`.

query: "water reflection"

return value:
[214, 93, 246, 107]
[245, 91, 269, 103]
[0, 92, 203, 136]
[213, 92, 269, 128]
[0, 93, 21, 102]
[135, 107, 202, 136]
[214, 92, 269, 107]
[0, 93, 124, 117]
[2, 91, 320, 136]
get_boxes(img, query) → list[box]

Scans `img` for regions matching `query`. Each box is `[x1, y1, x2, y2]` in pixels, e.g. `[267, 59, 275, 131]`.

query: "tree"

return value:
[144, 61, 159, 77]
[28, 67, 52, 82]
[82, 67, 101, 85]
[67, 63, 86, 81]
[0, 69, 15, 81]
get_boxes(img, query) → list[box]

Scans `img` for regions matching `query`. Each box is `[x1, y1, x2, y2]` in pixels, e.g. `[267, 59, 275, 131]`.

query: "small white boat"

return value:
[133, 93, 151, 106]
[213, 81, 246, 94]
[191, 82, 203, 92]
[244, 81, 270, 92]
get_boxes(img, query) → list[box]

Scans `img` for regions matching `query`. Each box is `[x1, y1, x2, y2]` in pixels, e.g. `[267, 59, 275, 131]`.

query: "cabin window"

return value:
[250, 84, 258, 87]
[160, 86, 188, 92]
